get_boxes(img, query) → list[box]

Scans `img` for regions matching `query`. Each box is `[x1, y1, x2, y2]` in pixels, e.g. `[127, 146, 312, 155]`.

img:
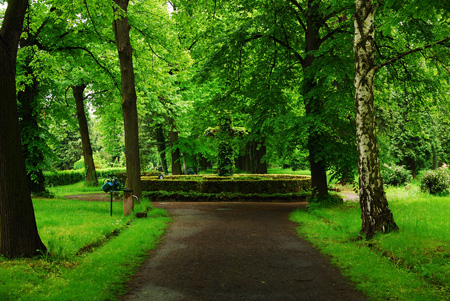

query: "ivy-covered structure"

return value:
[205, 111, 247, 176]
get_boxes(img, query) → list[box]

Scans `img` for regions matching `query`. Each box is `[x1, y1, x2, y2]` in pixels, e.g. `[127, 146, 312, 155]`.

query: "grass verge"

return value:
[0, 189, 170, 301]
[290, 185, 450, 300]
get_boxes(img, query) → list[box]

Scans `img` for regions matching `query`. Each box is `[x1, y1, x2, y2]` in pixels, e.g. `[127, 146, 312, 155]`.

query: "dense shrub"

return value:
[45, 168, 126, 186]
[381, 164, 412, 186]
[289, 156, 309, 171]
[144, 191, 310, 202]
[420, 168, 450, 195]
[307, 193, 344, 211]
[44, 170, 85, 186]
[74, 159, 85, 170]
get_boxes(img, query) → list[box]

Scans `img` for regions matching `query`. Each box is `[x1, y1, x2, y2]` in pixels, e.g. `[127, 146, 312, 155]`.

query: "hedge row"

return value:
[44, 168, 126, 186]
[146, 174, 309, 181]
[144, 191, 310, 202]
[141, 175, 311, 194]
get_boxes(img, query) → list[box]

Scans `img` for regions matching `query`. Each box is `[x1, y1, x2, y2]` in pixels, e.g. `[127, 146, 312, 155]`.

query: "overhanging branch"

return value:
[57, 46, 121, 93]
[374, 37, 450, 72]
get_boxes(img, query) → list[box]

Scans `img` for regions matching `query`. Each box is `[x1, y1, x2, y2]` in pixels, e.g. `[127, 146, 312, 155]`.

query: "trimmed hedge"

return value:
[44, 168, 127, 186]
[141, 174, 311, 194]
[144, 191, 310, 202]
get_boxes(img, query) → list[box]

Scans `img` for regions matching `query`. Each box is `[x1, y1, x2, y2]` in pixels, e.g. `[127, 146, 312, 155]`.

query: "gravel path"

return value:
[120, 202, 366, 301]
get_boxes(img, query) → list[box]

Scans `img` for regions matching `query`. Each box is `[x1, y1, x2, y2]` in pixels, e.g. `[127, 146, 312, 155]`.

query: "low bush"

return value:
[306, 193, 344, 211]
[45, 168, 127, 186]
[44, 170, 85, 186]
[381, 164, 412, 186]
[420, 168, 450, 195]
[144, 190, 310, 202]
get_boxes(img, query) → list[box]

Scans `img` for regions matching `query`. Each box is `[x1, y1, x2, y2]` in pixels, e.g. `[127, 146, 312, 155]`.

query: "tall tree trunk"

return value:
[17, 62, 46, 194]
[409, 157, 417, 180]
[255, 142, 268, 174]
[169, 117, 182, 175]
[73, 84, 98, 186]
[432, 145, 438, 170]
[155, 124, 169, 175]
[354, 0, 398, 238]
[0, 0, 47, 257]
[301, 4, 329, 197]
[235, 152, 246, 172]
[112, 0, 142, 199]
[246, 140, 268, 174]
[245, 145, 252, 173]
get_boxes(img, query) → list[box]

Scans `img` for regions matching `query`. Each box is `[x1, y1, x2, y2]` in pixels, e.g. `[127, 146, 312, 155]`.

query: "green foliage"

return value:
[44, 170, 85, 186]
[73, 159, 85, 170]
[218, 142, 234, 176]
[306, 193, 344, 211]
[289, 153, 310, 171]
[145, 190, 310, 202]
[74, 153, 112, 170]
[44, 168, 126, 187]
[381, 164, 412, 186]
[420, 168, 450, 195]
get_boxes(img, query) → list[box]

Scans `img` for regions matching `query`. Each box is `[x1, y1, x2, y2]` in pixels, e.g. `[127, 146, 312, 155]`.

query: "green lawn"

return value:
[0, 183, 170, 301]
[267, 167, 311, 176]
[290, 184, 450, 300]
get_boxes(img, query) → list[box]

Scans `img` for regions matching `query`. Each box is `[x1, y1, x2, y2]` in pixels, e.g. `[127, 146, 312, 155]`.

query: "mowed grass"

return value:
[290, 184, 450, 300]
[267, 167, 311, 176]
[0, 183, 170, 301]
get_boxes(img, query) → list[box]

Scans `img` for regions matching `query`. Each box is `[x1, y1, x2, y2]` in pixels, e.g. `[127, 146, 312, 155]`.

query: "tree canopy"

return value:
[1, 0, 450, 256]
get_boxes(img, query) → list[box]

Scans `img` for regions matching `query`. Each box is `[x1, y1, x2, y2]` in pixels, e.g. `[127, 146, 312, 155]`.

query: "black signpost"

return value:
[101, 176, 122, 216]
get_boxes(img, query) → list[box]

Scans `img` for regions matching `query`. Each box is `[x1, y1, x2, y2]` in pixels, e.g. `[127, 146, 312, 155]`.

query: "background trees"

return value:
[1, 0, 450, 251]
[171, 0, 358, 194]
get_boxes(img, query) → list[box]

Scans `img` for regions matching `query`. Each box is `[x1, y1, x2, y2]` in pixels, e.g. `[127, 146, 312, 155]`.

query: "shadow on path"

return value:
[120, 202, 366, 301]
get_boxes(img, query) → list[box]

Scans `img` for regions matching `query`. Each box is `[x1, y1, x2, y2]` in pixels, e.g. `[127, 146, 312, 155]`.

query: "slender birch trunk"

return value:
[353, 0, 398, 238]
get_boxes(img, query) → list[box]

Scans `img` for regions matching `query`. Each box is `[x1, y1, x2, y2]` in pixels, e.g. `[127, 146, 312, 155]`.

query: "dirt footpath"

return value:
[120, 202, 366, 301]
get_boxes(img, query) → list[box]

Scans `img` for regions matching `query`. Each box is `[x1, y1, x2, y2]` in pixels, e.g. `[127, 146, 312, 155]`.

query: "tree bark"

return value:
[354, 0, 398, 238]
[247, 141, 268, 174]
[17, 59, 47, 194]
[235, 152, 246, 171]
[169, 117, 182, 175]
[432, 145, 438, 170]
[112, 0, 142, 199]
[155, 124, 169, 175]
[0, 0, 47, 257]
[409, 158, 417, 180]
[72, 84, 98, 186]
[301, 2, 329, 197]
[255, 142, 268, 174]
[245, 145, 252, 173]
